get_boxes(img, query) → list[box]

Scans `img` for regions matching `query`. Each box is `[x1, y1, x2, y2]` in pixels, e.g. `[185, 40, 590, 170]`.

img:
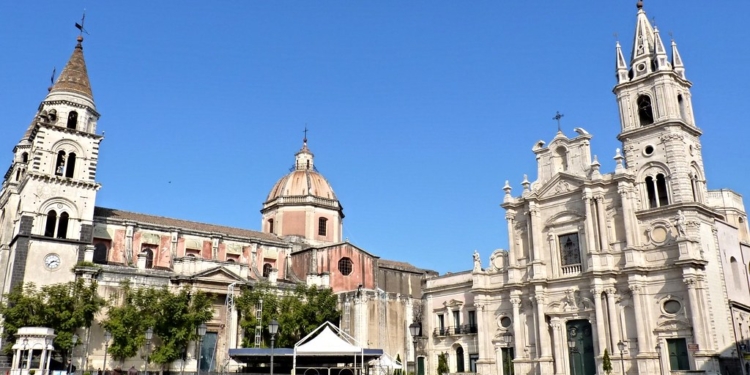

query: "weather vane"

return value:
[553, 111, 564, 132]
[75, 10, 89, 35]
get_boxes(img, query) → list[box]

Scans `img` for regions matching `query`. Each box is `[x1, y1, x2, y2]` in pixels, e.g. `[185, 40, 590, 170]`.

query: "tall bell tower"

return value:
[0, 35, 103, 294]
[614, 1, 707, 209]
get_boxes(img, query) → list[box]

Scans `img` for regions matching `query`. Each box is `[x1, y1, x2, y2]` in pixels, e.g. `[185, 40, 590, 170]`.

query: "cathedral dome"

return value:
[264, 140, 339, 204]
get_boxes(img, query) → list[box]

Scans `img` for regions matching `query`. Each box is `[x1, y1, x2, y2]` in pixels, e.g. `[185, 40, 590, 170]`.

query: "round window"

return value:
[500, 317, 512, 328]
[338, 257, 353, 276]
[637, 63, 646, 72]
[644, 145, 655, 156]
[663, 299, 681, 314]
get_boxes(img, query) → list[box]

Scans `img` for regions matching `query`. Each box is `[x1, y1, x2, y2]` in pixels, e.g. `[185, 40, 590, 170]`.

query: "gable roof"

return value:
[295, 324, 361, 355]
[94, 207, 283, 243]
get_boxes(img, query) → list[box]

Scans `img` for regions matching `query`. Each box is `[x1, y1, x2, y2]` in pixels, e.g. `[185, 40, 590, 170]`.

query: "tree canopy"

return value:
[236, 283, 340, 348]
[0, 279, 106, 356]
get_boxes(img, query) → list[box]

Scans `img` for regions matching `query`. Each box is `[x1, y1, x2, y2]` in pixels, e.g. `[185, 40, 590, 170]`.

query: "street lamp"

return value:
[409, 322, 421, 375]
[103, 331, 112, 375]
[69, 334, 79, 375]
[655, 342, 664, 375]
[268, 320, 279, 375]
[144, 327, 153, 375]
[567, 339, 577, 375]
[617, 340, 627, 375]
[196, 323, 207, 375]
[22, 338, 29, 370]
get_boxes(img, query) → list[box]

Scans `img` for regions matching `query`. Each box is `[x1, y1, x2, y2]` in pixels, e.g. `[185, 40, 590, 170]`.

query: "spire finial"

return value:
[303, 125, 308, 144]
[553, 111, 564, 133]
[636, 0, 643, 9]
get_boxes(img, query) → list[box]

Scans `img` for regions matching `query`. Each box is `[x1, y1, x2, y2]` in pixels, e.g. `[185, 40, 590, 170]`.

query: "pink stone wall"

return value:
[282, 211, 306, 237]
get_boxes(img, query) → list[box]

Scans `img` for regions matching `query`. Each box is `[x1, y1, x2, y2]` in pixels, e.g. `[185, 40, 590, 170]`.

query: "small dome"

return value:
[266, 169, 338, 201]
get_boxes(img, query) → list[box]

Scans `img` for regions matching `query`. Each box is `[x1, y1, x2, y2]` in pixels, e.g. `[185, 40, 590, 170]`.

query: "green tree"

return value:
[437, 352, 449, 375]
[101, 281, 161, 364]
[602, 348, 613, 375]
[236, 283, 341, 348]
[0, 279, 106, 361]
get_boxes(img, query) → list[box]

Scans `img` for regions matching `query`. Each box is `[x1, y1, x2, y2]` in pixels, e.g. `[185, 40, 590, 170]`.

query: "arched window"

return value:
[268, 219, 274, 234]
[645, 176, 657, 208]
[143, 248, 154, 269]
[15, 169, 20, 181]
[263, 263, 273, 278]
[456, 346, 465, 373]
[55, 151, 66, 176]
[44, 210, 57, 237]
[554, 146, 568, 172]
[93, 243, 108, 264]
[656, 174, 669, 206]
[645, 173, 669, 208]
[318, 217, 328, 236]
[67, 111, 78, 129]
[21, 152, 28, 163]
[56, 212, 69, 239]
[731, 257, 742, 289]
[65, 153, 76, 178]
[226, 258, 236, 263]
[637, 95, 654, 126]
[678, 94, 686, 121]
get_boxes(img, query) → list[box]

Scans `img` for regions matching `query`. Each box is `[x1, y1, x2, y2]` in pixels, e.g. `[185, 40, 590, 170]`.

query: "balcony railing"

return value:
[433, 325, 478, 337]
[561, 263, 582, 275]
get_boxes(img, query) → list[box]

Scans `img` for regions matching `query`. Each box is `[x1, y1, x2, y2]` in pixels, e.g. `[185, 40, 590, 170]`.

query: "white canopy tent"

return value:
[368, 353, 402, 375]
[293, 321, 364, 375]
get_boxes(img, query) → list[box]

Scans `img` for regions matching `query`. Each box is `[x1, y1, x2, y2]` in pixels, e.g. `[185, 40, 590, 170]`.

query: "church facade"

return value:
[421, 4, 750, 375]
[0, 36, 432, 372]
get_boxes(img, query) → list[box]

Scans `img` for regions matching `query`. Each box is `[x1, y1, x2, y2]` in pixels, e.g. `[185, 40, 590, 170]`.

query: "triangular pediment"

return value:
[536, 174, 584, 199]
[188, 266, 246, 284]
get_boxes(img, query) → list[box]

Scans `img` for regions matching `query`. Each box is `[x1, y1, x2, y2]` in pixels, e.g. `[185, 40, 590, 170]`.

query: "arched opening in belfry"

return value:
[65, 153, 76, 178]
[554, 146, 568, 172]
[57, 212, 69, 239]
[656, 174, 669, 206]
[55, 151, 66, 176]
[67, 111, 78, 129]
[678, 94, 687, 122]
[21, 152, 28, 163]
[637, 95, 654, 126]
[44, 210, 57, 237]
[268, 219, 274, 234]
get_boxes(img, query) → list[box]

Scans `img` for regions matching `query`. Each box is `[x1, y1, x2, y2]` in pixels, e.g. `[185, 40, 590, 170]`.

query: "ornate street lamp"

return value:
[409, 322, 421, 374]
[196, 323, 207, 375]
[69, 334, 79, 375]
[655, 342, 664, 375]
[143, 327, 153, 375]
[617, 340, 627, 375]
[268, 320, 279, 375]
[103, 331, 112, 375]
[567, 339, 577, 375]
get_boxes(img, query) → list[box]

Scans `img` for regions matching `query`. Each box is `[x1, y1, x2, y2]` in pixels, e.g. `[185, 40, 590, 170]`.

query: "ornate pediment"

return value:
[654, 318, 691, 332]
[536, 175, 583, 199]
[186, 266, 246, 284]
[443, 299, 464, 308]
[545, 211, 584, 227]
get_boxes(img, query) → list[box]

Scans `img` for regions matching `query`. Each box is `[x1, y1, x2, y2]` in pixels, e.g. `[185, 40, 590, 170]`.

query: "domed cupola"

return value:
[261, 138, 344, 245]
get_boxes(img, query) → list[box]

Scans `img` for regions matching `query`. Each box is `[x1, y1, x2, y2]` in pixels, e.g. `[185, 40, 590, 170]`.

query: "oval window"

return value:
[338, 257, 353, 276]
[664, 299, 681, 314]
[500, 317, 512, 328]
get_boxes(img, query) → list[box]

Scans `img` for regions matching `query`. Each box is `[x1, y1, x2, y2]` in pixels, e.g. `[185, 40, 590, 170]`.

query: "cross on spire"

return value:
[75, 10, 89, 36]
[553, 111, 564, 132]
[303, 126, 308, 143]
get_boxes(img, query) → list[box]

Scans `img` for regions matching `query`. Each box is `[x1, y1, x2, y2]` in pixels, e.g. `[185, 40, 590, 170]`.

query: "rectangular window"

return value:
[559, 233, 581, 266]
[453, 310, 461, 327]
[667, 338, 690, 371]
[437, 314, 445, 335]
[469, 354, 479, 373]
[318, 217, 327, 236]
[468, 310, 477, 333]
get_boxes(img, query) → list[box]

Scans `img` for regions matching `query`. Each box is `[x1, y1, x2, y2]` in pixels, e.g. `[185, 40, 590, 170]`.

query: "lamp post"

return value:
[268, 320, 279, 375]
[409, 322, 421, 375]
[617, 340, 627, 375]
[22, 338, 29, 371]
[103, 331, 111, 375]
[655, 343, 664, 375]
[143, 327, 153, 375]
[68, 334, 79, 375]
[196, 323, 207, 375]
[567, 339, 577, 375]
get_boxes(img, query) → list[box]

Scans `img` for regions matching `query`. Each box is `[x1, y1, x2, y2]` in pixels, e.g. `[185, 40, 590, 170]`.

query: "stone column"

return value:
[595, 194, 609, 251]
[510, 294, 524, 355]
[684, 277, 707, 350]
[583, 191, 598, 252]
[617, 184, 634, 248]
[506, 210, 517, 266]
[40, 345, 47, 374]
[629, 284, 648, 354]
[591, 287, 607, 354]
[548, 232, 559, 278]
[550, 318, 565, 375]
[534, 294, 551, 358]
[475, 301, 487, 360]
[125, 223, 135, 264]
[606, 288, 622, 351]
[495, 346, 503, 375]
[12, 348, 19, 369]
[529, 203, 547, 279]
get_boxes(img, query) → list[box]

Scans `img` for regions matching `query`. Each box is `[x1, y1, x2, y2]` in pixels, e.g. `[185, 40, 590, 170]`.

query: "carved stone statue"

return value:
[473, 250, 482, 272]
[674, 210, 687, 237]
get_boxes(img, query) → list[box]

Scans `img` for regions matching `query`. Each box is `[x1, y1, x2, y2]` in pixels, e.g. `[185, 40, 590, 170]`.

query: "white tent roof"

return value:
[296, 326, 361, 355]
[368, 353, 402, 369]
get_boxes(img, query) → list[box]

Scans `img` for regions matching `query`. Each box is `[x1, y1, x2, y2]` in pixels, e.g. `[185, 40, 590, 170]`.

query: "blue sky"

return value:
[2, 1, 748, 274]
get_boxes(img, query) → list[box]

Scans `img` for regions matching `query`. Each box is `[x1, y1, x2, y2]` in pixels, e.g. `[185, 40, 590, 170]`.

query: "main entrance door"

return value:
[567, 320, 595, 375]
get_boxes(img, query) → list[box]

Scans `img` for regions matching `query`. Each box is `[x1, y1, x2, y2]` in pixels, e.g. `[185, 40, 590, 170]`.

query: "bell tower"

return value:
[613, 1, 706, 209]
[0, 35, 103, 294]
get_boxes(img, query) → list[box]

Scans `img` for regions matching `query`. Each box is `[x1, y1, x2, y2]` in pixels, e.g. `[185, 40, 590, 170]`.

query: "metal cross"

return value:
[553, 111, 564, 132]
[75, 10, 89, 35]
[303, 126, 308, 142]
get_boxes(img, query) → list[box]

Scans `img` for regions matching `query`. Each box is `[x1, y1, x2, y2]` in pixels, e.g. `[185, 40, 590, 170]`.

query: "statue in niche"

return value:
[674, 210, 687, 237]
[473, 250, 482, 272]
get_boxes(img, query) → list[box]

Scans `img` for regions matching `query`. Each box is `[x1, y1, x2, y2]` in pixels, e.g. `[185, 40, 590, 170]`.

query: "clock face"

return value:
[44, 254, 61, 269]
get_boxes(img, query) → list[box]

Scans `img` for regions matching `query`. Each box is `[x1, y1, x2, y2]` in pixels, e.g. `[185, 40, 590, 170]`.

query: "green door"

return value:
[501, 348, 515, 375]
[417, 357, 425, 375]
[667, 338, 690, 370]
[567, 320, 595, 375]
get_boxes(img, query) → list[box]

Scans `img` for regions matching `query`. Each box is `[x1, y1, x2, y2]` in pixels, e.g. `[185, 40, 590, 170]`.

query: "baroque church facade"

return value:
[421, 4, 750, 375]
[0, 35, 432, 372]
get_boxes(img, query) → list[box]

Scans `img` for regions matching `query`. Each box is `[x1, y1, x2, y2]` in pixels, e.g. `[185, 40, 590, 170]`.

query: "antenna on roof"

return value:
[75, 9, 89, 35]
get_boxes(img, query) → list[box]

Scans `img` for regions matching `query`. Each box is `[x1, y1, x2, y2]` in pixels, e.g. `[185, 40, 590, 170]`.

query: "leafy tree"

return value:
[437, 352, 449, 375]
[0, 279, 105, 361]
[236, 283, 341, 348]
[602, 348, 613, 375]
[102, 281, 213, 370]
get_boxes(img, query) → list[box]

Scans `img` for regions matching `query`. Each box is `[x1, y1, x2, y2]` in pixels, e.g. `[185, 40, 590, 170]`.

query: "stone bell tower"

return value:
[0, 35, 103, 295]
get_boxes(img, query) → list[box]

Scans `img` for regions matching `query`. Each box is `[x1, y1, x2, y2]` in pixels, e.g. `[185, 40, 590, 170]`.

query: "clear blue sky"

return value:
[2, 1, 748, 274]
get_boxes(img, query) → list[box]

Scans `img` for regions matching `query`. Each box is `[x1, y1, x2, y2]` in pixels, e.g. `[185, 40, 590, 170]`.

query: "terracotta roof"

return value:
[94, 207, 283, 243]
[50, 36, 93, 100]
[379, 258, 437, 275]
